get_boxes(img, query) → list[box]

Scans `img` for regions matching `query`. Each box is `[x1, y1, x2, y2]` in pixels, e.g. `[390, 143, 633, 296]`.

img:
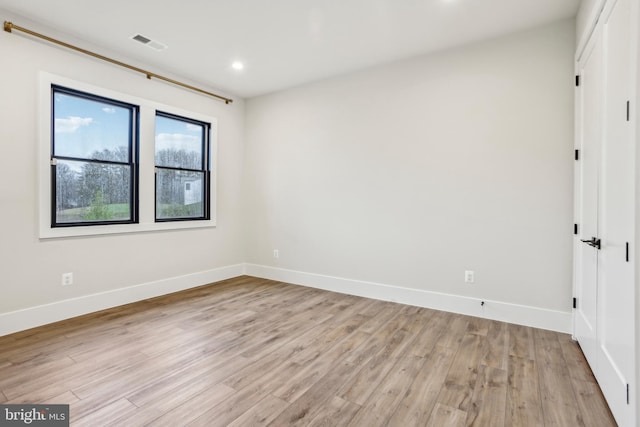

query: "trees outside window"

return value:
[155, 112, 210, 221]
[52, 86, 138, 226]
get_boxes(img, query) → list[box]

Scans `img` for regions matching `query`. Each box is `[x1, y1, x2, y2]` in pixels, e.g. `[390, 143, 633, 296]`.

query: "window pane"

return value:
[155, 114, 203, 170]
[55, 159, 131, 223]
[156, 169, 205, 219]
[54, 91, 131, 162]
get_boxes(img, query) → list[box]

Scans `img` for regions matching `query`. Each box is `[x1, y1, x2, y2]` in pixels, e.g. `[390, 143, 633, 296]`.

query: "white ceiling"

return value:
[0, 0, 580, 99]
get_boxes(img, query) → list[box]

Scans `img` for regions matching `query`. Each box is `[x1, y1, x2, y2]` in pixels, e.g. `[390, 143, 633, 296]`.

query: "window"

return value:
[155, 112, 210, 221]
[40, 73, 217, 238]
[51, 85, 138, 226]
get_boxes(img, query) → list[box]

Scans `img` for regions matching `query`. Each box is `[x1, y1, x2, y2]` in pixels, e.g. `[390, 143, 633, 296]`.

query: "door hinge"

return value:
[627, 101, 630, 122]
[627, 383, 630, 404]
[573, 297, 577, 309]
[626, 242, 629, 262]
[574, 224, 579, 235]
[575, 75, 580, 87]
[575, 149, 580, 161]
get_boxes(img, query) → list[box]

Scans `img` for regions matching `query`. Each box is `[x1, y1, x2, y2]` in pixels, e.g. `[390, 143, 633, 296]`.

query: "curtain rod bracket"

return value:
[3, 20, 233, 105]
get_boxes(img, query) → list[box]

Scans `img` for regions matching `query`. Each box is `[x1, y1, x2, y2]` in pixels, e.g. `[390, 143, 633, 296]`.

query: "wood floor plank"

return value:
[288, 312, 372, 366]
[558, 334, 597, 383]
[347, 353, 425, 426]
[570, 378, 617, 427]
[267, 366, 353, 426]
[220, 321, 365, 396]
[534, 328, 567, 367]
[71, 329, 240, 402]
[73, 398, 137, 427]
[223, 346, 302, 392]
[506, 355, 544, 427]
[481, 320, 509, 370]
[436, 332, 483, 411]
[40, 390, 79, 405]
[557, 334, 615, 426]
[537, 361, 586, 426]
[357, 302, 403, 334]
[69, 351, 239, 420]
[409, 310, 451, 357]
[337, 328, 413, 405]
[268, 340, 378, 426]
[305, 396, 361, 427]
[465, 364, 508, 427]
[272, 331, 370, 403]
[509, 324, 535, 360]
[535, 329, 586, 427]
[143, 383, 236, 427]
[71, 352, 196, 401]
[226, 394, 289, 427]
[3, 354, 134, 403]
[238, 304, 335, 360]
[0, 337, 16, 351]
[107, 363, 248, 426]
[433, 312, 469, 351]
[186, 387, 272, 427]
[338, 306, 424, 405]
[0, 356, 77, 392]
[467, 317, 491, 337]
[126, 353, 250, 407]
[397, 304, 436, 336]
[0, 276, 617, 427]
[1, 332, 90, 364]
[426, 403, 467, 427]
[386, 345, 456, 427]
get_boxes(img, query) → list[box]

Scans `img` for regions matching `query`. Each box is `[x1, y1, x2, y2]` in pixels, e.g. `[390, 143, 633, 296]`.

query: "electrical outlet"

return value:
[464, 270, 475, 284]
[62, 272, 73, 286]
[273, 249, 279, 259]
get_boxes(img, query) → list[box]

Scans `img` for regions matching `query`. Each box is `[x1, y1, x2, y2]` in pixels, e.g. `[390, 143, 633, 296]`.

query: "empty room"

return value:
[0, 0, 638, 426]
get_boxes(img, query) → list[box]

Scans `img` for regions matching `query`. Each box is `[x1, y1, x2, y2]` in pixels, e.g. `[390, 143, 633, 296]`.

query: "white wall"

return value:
[0, 13, 245, 324]
[244, 20, 575, 315]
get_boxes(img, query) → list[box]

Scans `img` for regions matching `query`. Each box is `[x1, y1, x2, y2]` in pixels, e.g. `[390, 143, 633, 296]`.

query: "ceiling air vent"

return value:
[130, 33, 167, 51]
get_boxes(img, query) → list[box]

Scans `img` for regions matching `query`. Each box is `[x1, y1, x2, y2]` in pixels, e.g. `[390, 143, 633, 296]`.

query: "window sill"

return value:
[39, 219, 216, 239]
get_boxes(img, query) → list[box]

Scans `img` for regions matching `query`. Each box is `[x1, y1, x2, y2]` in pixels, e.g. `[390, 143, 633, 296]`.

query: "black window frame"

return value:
[154, 110, 211, 222]
[50, 85, 139, 227]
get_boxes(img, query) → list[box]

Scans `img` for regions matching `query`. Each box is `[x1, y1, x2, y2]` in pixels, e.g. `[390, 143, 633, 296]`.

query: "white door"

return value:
[596, 0, 635, 423]
[574, 0, 637, 425]
[574, 21, 603, 371]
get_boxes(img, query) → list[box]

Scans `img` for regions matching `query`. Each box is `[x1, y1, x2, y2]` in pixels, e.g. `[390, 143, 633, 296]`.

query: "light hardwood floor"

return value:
[0, 276, 616, 426]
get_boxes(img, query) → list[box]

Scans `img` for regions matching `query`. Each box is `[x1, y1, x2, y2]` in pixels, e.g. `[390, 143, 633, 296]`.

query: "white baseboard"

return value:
[244, 264, 572, 333]
[0, 264, 245, 337]
[0, 263, 572, 337]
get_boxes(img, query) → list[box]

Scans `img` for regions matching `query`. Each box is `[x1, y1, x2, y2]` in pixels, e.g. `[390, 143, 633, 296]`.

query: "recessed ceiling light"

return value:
[231, 61, 244, 71]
